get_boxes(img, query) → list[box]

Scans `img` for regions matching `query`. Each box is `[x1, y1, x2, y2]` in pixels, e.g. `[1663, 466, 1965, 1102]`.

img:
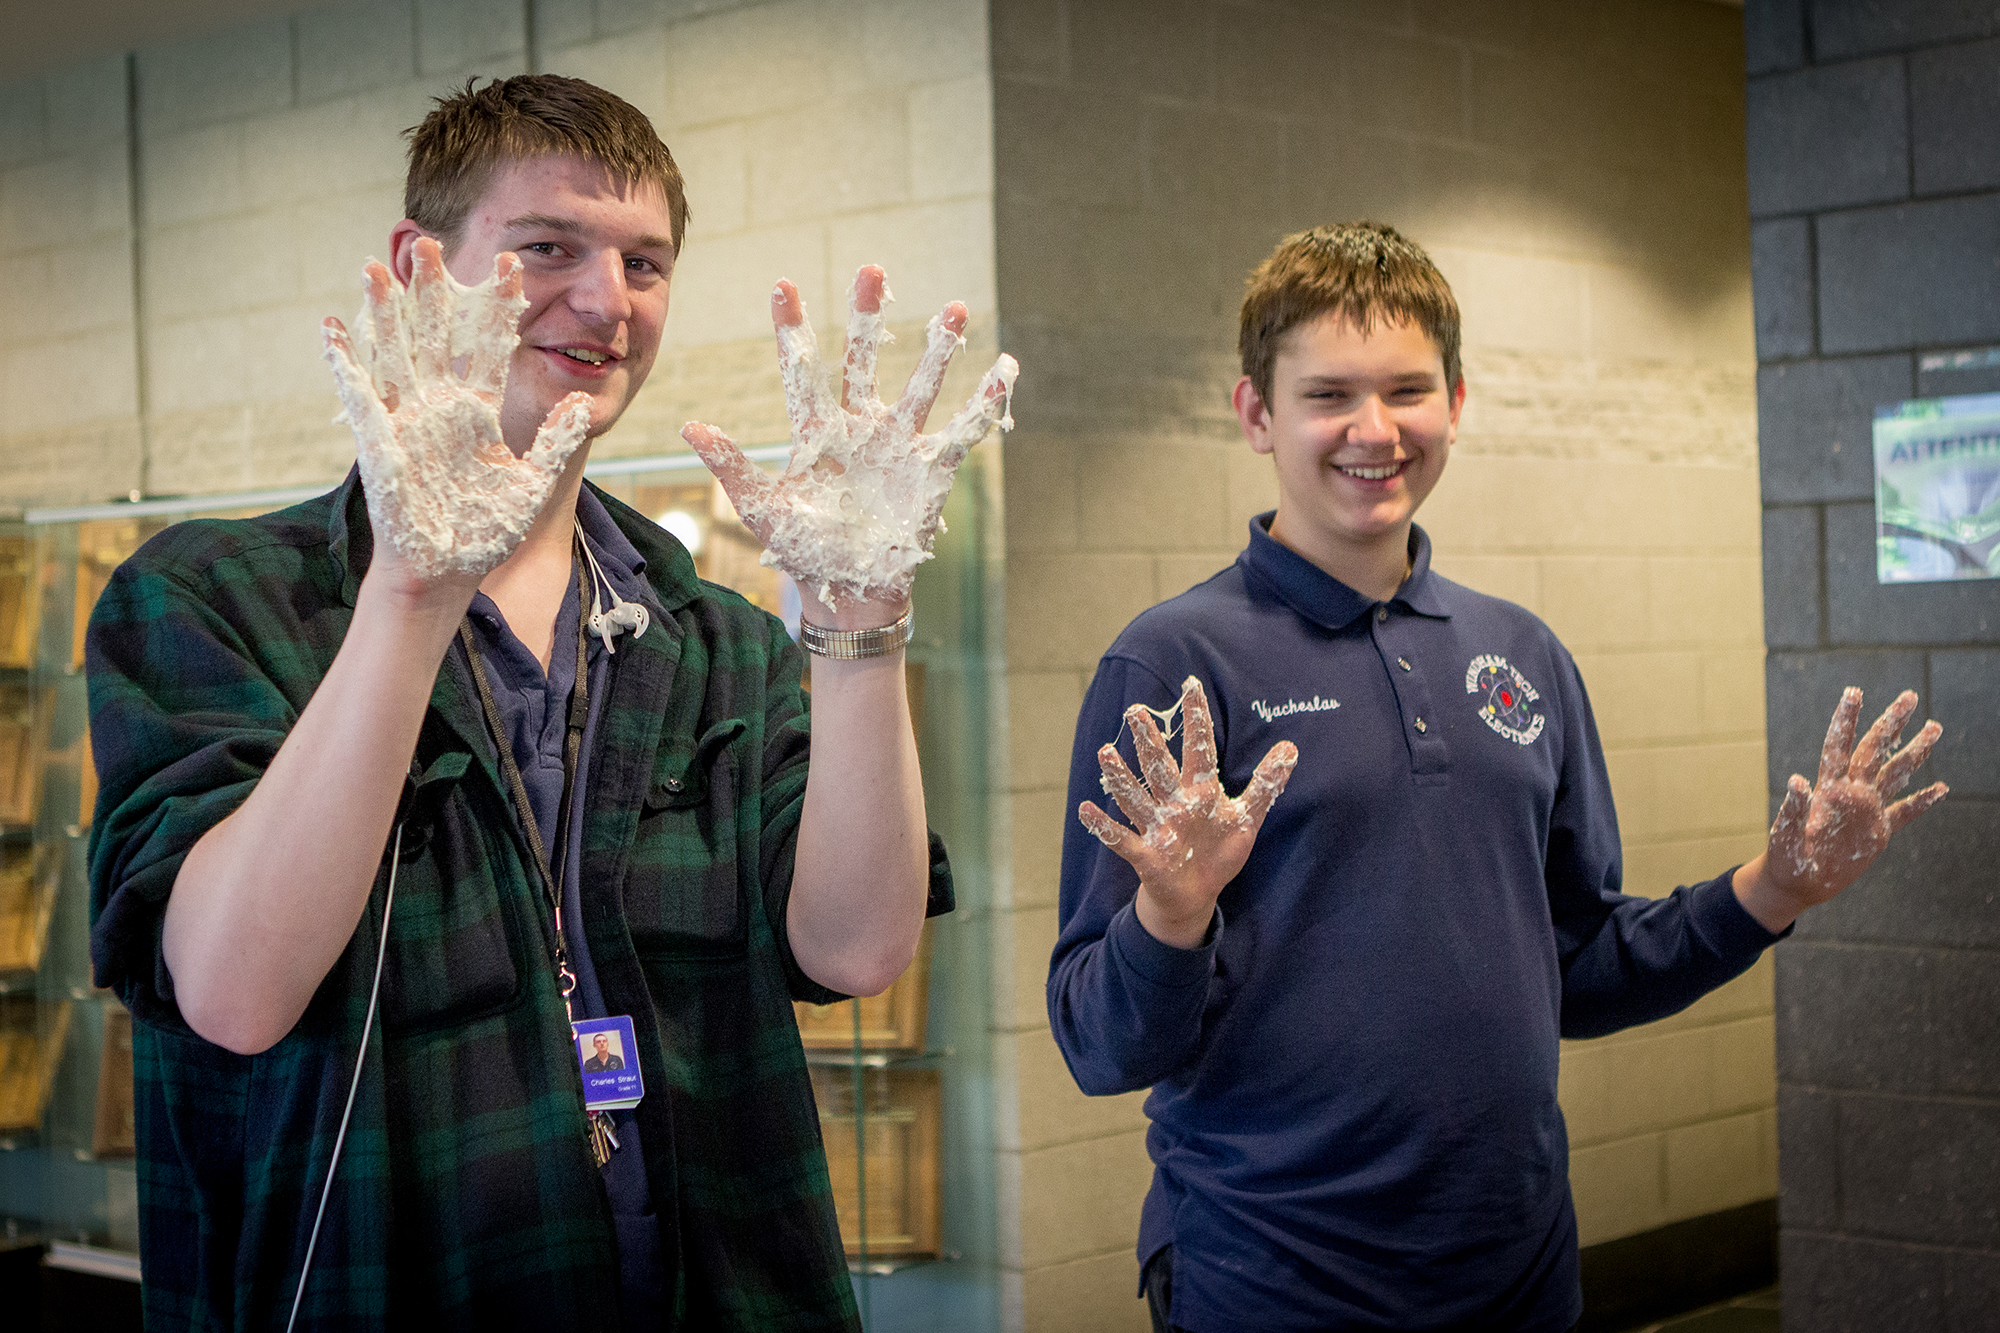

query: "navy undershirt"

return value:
[462, 490, 664, 1318]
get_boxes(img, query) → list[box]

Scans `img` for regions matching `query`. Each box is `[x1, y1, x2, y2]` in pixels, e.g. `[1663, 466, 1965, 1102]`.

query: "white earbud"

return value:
[576, 519, 649, 654]
[588, 599, 648, 651]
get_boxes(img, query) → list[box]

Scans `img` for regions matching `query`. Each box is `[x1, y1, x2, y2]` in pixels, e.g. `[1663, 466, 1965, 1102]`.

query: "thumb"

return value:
[1238, 740, 1299, 830]
[1768, 774, 1811, 851]
[525, 392, 592, 479]
[683, 421, 777, 539]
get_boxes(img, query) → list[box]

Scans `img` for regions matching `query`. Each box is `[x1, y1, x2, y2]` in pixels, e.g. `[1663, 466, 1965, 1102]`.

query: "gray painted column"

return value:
[1746, 2, 2000, 1327]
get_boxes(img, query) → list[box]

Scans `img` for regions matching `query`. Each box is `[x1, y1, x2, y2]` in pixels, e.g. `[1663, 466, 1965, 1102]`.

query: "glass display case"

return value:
[0, 447, 1002, 1330]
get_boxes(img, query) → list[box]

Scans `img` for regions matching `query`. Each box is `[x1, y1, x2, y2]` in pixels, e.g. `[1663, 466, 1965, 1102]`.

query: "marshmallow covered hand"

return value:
[1080, 677, 1299, 929]
[321, 238, 591, 581]
[683, 268, 1018, 608]
[1766, 687, 1948, 908]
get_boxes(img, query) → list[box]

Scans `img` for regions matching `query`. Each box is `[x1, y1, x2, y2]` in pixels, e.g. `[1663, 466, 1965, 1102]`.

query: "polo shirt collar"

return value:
[1239, 512, 1452, 630]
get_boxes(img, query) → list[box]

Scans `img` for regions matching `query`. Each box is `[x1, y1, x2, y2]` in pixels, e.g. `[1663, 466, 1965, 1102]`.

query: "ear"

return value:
[1445, 375, 1467, 442]
[388, 219, 432, 286]
[1233, 376, 1275, 454]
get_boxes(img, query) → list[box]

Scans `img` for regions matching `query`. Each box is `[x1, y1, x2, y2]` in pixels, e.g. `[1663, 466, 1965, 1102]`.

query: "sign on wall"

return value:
[1872, 393, 2000, 583]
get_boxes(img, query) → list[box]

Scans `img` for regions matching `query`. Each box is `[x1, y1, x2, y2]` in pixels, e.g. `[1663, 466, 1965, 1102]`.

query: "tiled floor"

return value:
[1616, 1285, 1781, 1333]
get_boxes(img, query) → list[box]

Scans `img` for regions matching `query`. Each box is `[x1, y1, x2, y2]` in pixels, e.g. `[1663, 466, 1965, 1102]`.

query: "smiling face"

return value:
[394, 153, 676, 454]
[1234, 312, 1464, 589]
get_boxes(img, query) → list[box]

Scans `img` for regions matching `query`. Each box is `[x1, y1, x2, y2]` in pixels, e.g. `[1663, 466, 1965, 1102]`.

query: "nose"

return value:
[1348, 394, 1396, 444]
[568, 249, 633, 328]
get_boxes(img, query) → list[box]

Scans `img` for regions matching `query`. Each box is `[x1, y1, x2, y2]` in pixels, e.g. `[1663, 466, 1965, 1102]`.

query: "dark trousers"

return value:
[1144, 1246, 1188, 1333]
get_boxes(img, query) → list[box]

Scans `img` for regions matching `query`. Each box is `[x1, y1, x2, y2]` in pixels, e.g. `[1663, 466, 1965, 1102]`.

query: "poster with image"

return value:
[1873, 393, 2000, 583]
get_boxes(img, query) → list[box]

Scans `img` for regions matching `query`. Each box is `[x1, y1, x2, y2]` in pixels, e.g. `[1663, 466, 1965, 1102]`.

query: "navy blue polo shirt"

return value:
[1049, 515, 1781, 1333]
[462, 488, 666, 1317]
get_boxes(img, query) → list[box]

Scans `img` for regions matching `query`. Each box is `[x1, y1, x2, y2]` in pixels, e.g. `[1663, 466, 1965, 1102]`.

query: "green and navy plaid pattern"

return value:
[86, 470, 943, 1330]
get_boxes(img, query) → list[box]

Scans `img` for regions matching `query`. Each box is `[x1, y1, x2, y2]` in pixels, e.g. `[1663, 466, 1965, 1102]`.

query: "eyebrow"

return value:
[503, 212, 675, 255]
[1296, 371, 1437, 387]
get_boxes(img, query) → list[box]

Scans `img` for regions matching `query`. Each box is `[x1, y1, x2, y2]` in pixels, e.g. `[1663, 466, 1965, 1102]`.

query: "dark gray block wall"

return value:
[1747, 3, 2000, 1329]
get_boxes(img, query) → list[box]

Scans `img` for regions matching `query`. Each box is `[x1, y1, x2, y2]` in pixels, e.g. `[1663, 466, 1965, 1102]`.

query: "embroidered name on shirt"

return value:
[1250, 695, 1341, 723]
[1465, 654, 1545, 745]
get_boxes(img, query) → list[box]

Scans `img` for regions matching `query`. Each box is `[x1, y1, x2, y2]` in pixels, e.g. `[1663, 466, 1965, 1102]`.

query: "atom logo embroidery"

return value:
[1465, 653, 1545, 745]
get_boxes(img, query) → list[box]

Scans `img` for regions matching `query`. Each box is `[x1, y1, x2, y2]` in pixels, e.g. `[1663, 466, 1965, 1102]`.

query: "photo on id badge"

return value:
[574, 1015, 644, 1110]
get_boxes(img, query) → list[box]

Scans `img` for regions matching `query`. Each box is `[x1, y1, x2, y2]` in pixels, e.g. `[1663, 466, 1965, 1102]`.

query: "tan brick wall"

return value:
[991, 2, 1768, 1327]
[0, 0, 999, 505]
[0, 54, 145, 505]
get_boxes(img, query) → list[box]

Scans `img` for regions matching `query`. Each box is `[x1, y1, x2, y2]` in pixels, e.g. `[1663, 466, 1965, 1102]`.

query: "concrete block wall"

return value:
[0, 55, 144, 505]
[1744, 2, 2000, 1327]
[131, 4, 484, 498]
[990, 2, 1769, 1328]
[0, 0, 1000, 506]
[550, 0, 1003, 462]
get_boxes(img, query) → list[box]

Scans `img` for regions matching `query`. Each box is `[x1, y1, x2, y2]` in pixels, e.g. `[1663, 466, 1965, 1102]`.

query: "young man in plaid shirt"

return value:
[87, 75, 1011, 1330]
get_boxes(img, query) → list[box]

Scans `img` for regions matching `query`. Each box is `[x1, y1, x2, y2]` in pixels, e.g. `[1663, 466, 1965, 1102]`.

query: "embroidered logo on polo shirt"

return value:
[1249, 694, 1340, 723]
[1466, 654, 1544, 745]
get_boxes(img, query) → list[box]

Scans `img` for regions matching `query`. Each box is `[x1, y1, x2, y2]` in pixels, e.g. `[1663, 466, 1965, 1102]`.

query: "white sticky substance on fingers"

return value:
[843, 277, 893, 409]
[708, 272, 1021, 608]
[327, 249, 578, 579]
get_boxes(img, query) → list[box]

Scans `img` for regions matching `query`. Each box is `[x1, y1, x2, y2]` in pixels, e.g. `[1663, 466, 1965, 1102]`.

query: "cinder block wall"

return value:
[989, 2, 1771, 1328]
[0, 0, 999, 503]
[1744, 2, 2000, 1326]
[0, 55, 144, 502]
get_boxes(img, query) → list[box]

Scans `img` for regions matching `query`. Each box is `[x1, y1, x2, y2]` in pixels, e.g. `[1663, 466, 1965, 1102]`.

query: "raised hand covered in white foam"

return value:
[682, 266, 1018, 609]
[1763, 687, 1947, 910]
[321, 237, 592, 582]
[1079, 676, 1299, 950]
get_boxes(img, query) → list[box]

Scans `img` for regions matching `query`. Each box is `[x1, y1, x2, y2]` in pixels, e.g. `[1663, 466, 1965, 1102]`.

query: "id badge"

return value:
[573, 1015, 645, 1111]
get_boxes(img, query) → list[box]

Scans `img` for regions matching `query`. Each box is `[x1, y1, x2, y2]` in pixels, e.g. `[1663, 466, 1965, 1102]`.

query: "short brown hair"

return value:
[404, 75, 690, 252]
[1238, 222, 1461, 404]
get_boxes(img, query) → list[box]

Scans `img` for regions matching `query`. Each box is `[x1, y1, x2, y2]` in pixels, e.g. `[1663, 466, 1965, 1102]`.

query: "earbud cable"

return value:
[286, 822, 402, 1332]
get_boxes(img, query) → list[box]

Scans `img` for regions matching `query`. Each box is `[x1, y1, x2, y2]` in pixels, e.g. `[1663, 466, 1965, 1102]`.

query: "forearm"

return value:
[163, 572, 471, 1053]
[1559, 871, 1780, 1038]
[787, 616, 929, 998]
[1048, 901, 1215, 1094]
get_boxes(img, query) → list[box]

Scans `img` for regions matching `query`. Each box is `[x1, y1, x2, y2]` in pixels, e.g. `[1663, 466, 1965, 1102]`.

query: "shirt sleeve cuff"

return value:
[1106, 899, 1221, 991]
[1691, 868, 1791, 955]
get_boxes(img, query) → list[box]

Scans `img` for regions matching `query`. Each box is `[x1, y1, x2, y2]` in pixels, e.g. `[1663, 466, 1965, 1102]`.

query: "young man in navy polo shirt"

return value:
[1047, 223, 1949, 1333]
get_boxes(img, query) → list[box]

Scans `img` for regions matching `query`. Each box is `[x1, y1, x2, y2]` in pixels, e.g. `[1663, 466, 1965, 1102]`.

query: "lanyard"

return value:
[459, 546, 623, 1165]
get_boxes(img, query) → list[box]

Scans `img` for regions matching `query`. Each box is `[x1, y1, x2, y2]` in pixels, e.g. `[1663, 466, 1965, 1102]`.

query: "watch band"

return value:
[799, 609, 913, 659]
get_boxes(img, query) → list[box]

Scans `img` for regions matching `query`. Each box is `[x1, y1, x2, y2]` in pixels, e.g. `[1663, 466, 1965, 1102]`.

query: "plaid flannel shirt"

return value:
[86, 469, 950, 1330]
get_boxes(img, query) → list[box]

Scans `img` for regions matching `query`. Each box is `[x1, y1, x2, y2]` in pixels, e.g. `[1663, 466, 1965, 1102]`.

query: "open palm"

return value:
[1080, 677, 1298, 948]
[321, 237, 589, 581]
[1766, 687, 1946, 908]
[682, 265, 1017, 609]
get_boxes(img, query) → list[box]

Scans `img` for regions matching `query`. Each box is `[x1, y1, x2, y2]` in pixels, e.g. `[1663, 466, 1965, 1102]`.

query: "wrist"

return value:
[1135, 889, 1215, 951]
[803, 590, 911, 633]
[357, 564, 478, 639]
[799, 598, 912, 660]
[1731, 853, 1807, 934]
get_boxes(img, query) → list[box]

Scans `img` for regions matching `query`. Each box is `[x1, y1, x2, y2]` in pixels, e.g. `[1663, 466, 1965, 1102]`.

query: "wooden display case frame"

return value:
[0, 997, 71, 1136]
[811, 1064, 942, 1262]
